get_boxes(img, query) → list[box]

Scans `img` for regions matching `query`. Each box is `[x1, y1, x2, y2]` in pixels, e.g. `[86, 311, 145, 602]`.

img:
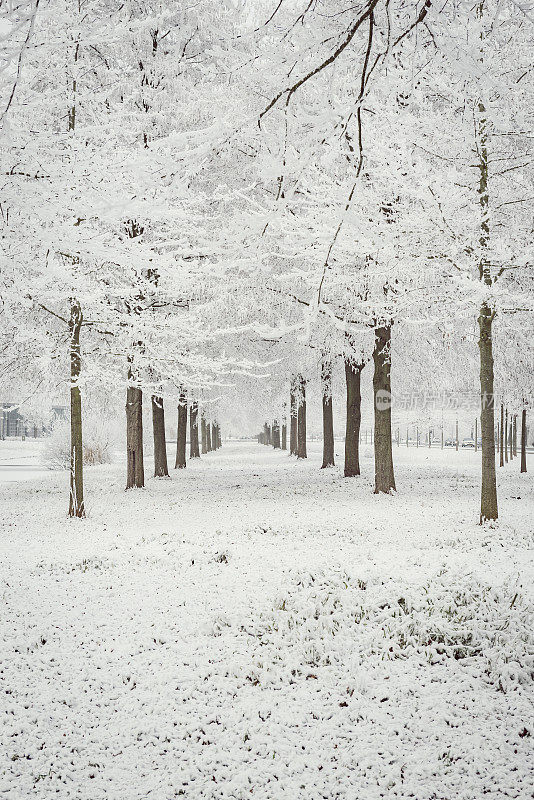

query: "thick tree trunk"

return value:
[69, 300, 84, 517]
[201, 414, 207, 454]
[373, 324, 396, 494]
[272, 420, 281, 449]
[152, 395, 169, 477]
[478, 304, 498, 521]
[281, 423, 287, 450]
[290, 383, 297, 455]
[321, 358, 334, 468]
[344, 359, 362, 477]
[206, 421, 212, 451]
[520, 408, 527, 473]
[175, 389, 187, 468]
[189, 402, 200, 458]
[126, 384, 144, 489]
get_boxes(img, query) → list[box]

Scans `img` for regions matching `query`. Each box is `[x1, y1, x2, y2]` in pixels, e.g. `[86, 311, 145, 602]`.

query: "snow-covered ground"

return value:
[0, 440, 47, 484]
[1, 441, 533, 799]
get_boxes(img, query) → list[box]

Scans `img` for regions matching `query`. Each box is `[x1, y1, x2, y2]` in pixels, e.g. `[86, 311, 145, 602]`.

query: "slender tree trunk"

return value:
[189, 402, 200, 458]
[297, 376, 307, 459]
[175, 389, 187, 468]
[69, 300, 84, 516]
[272, 420, 281, 449]
[152, 395, 169, 477]
[206, 421, 212, 451]
[475, 0, 498, 522]
[505, 409, 509, 463]
[126, 382, 144, 489]
[475, 418, 478, 452]
[500, 405, 504, 466]
[513, 414, 517, 457]
[478, 305, 498, 520]
[520, 408, 527, 473]
[211, 422, 217, 451]
[290, 381, 297, 455]
[509, 419, 513, 461]
[201, 414, 207, 454]
[321, 357, 334, 468]
[373, 324, 396, 493]
[281, 422, 287, 450]
[344, 358, 362, 477]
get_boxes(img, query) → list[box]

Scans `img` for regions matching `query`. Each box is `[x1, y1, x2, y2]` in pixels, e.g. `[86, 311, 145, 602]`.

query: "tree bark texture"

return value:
[520, 408, 527, 473]
[344, 359, 362, 477]
[321, 357, 334, 468]
[69, 300, 85, 516]
[206, 421, 212, 452]
[189, 402, 200, 458]
[152, 395, 169, 477]
[297, 376, 307, 459]
[290, 383, 297, 455]
[175, 389, 187, 468]
[272, 420, 281, 449]
[478, 305, 498, 521]
[373, 324, 396, 494]
[201, 415, 207, 454]
[126, 384, 144, 489]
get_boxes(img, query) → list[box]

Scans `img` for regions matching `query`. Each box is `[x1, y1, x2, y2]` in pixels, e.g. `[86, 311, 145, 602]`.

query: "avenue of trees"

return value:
[0, 0, 532, 521]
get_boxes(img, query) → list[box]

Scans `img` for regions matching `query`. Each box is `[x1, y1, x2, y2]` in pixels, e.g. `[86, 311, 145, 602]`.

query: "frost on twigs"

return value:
[239, 569, 533, 692]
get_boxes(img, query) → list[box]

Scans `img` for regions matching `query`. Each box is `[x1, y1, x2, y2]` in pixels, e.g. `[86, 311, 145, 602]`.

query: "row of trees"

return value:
[259, 378, 529, 493]
[1, 0, 532, 521]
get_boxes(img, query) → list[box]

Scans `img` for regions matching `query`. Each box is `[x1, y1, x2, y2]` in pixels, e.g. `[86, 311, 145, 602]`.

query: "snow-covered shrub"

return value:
[239, 568, 534, 692]
[41, 417, 116, 470]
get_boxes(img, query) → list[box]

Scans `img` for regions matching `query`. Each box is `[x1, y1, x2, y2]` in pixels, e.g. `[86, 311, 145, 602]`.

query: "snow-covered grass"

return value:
[1, 442, 533, 799]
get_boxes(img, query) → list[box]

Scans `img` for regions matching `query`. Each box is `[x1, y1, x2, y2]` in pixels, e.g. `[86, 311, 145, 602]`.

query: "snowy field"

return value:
[1, 441, 533, 799]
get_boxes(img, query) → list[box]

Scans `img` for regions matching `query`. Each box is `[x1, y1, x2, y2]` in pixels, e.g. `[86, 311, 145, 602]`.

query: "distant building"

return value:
[0, 403, 67, 438]
[0, 403, 25, 438]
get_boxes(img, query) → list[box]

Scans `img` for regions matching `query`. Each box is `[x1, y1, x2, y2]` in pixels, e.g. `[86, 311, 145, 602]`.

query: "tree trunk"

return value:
[297, 376, 307, 459]
[126, 384, 144, 489]
[500, 405, 504, 466]
[189, 402, 200, 458]
[69, 300, 85, 517]
[509, 418, 513, 461]
[478, 304, 498, 521]
[520, 408, 527, 473]
[175, 389, 187, 468]
[290, 382, 297, 455]
[281, 423, 287, 450]
[152, 395, 169, 477]
[321, 357, 334, 468]
[505, 409, 509, 463]
[272, 420, 281, 449]
[373, 324, 396, 494]
[344, 358, 362, 477]
[201, 414, 207, 454]
[206, 421, 212, 451]
[211, 422, 217, 451]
